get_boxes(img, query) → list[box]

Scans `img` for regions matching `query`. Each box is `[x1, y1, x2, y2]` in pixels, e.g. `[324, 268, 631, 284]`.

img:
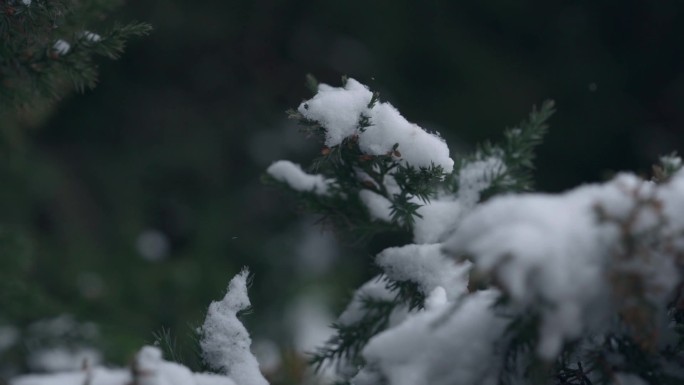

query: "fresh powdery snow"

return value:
[412, 197, 462, 244]
[267, 160, 331, 195]
[375, 243, 470, 301]
[358, 189, 394, 222]
[358, 289, 505, 385]
[457, 155, 507, 211]
[199, 269, 269, 385]
[444, 172, 682, 359]
[298, 78, 454, 173]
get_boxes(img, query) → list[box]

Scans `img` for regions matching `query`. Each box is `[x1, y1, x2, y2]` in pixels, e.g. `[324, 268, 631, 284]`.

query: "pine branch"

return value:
[309, 296, 395, 372]
[0, 0, 151, 109]
[499, 99, 555, 191]
[452, 100, 555, 201]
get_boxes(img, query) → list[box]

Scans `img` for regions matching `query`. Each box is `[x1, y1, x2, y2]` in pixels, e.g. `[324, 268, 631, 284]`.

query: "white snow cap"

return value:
[199, 269, 269, 385]
[267, 160, 332, 195]
[52, 40, 70, 55]
[298, 78, 454, 173]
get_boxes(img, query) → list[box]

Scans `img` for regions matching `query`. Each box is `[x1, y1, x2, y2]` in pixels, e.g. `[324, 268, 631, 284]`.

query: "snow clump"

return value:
[199, 268, 269, 385]
[375, 243, 470, 300]
[52, 40, 70, 55]
[298, 78, 454, 173]
[358, 289, 505, 385]
[457, 155, 507, 211]
[267, 160, 332, 195]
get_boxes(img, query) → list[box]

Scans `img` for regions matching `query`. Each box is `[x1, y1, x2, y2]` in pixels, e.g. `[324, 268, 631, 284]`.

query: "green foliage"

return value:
[452, 99, 555, 200]
[310, 294, 395, 372]
[0, 226, 59, 322]
[0, 0, 150, 378]
[0, 0, 151, 109]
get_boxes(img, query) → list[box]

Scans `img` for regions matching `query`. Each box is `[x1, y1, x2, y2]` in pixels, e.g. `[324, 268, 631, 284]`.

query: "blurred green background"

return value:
[1, 0, 683, 383]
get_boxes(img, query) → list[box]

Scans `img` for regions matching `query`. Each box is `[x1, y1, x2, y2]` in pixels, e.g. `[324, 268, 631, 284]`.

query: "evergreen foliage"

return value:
[0, 0, 150, 109]
[266, 78, 684, 385]
[0, 1, 149, 379]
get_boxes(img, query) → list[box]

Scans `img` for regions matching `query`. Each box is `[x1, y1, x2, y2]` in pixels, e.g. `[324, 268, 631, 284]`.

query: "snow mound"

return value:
[444, 172, 682, 359]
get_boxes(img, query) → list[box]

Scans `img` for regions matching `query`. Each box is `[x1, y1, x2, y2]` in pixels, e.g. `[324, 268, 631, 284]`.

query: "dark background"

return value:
[2, 0, 683, 383]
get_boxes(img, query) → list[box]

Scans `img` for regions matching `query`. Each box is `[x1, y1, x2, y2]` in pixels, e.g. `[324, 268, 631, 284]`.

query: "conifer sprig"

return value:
[1, 0, 151, 108]
[309, 296, 395, 372]
[282, 102, 448, 236]
[452, 100, 555, 201]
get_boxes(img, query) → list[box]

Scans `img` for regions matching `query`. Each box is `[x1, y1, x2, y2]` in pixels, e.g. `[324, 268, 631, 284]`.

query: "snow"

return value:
[199, 269, 268, 385]
[444, 172, 682, 359]
[445, 183, 616, 359]
[358, 189, 393, 222]
[298, 78, 454, 173]
[357, 102, 453, 173]
[424, 286, 447, 310]
[457, 155, 507, 210]
[300, 79, 373, 147]
[412, 198, 462, 244]
[12, 284, 269, 385]
[80, 31, 102, 43]
[27, 347, 101, 372]
[360, 289, 505, 385]
[267, 160, 332, 195]
[12, 347, 238, 385]
[375, 243, 470, 301]
[52, 40, 70, 55]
